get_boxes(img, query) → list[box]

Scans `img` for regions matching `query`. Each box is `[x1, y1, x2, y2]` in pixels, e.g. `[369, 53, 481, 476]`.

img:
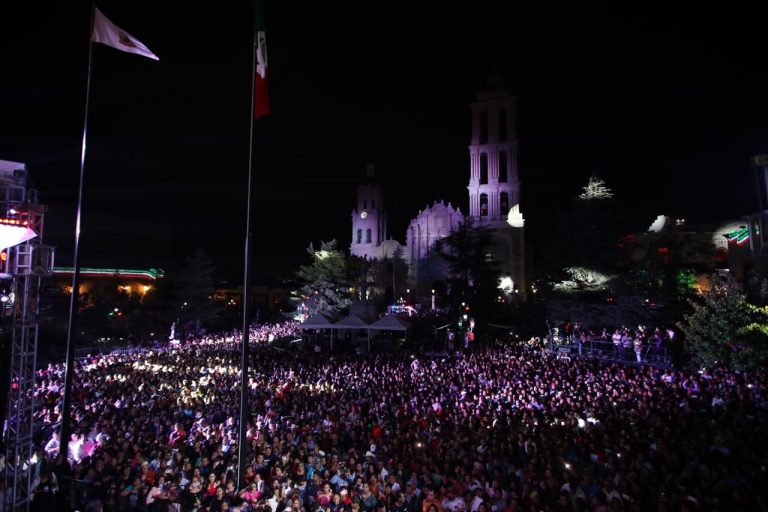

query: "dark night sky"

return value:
[2, 2, 768, 281]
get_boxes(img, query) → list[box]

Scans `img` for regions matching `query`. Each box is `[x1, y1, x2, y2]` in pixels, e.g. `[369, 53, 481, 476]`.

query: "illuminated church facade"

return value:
[349, 86, 526, 295]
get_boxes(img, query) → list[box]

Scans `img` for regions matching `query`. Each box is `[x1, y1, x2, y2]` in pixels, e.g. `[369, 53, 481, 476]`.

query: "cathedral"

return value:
[349, 86, 526, 295]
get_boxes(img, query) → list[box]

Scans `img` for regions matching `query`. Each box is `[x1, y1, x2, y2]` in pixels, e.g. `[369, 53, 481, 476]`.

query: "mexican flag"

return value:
[254, 0, 271, 118]
[91, 8, 159, 60]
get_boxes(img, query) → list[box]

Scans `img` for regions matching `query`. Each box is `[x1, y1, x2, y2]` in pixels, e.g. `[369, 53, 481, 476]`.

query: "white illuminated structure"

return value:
[648, 214, 668, 233]
[498, 276, 514, 294]
[507, 204, 525, 228]
[553, 267, 614, 292]
[408, 200, 463, 260]
[0, 220, 37, 252]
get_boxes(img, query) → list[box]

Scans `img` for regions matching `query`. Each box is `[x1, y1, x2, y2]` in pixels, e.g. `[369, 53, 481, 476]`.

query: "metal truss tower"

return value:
[1, 161, 54, 512]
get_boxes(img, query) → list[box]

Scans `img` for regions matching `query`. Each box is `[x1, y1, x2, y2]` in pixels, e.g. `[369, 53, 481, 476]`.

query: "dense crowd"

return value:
[11, 327, 768, 512]
[188, 322, 302, 347]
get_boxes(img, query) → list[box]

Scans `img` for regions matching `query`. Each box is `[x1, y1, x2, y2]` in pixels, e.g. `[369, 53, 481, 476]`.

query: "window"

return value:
[480, 193, 488, 217]
[479, 111, 488, 143]
[356, 229, 362, 244]
[371, 199, 375, 209]
[500, 192, 509, 214]
[499, 109, 507, 141]
[366, 229, 372, 243]
[498, 151, 508, 183]
[480, 153, 488, 184]
[363, 199, 367, 210]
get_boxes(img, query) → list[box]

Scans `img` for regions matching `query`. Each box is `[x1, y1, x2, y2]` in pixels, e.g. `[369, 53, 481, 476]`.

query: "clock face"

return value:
[360, 211, 368, 219]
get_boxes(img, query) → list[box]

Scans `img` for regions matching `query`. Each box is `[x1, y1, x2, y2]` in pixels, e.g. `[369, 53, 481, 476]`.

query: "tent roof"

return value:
[333, 314, 369, 329]
[299, 313, 336, 330]
[368, 315, 409, 331]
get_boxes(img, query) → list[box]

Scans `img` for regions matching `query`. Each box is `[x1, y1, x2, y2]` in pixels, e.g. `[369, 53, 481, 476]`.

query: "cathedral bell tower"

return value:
[467, 89, 520, 224]
[350, 164, 387, 259]
[466, 85, 526, 295]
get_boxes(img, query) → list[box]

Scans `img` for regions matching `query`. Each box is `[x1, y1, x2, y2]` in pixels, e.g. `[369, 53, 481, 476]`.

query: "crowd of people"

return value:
[552, 323, 678, 363]
[11, 323, 767, 512]
[178, 322, 302, 348]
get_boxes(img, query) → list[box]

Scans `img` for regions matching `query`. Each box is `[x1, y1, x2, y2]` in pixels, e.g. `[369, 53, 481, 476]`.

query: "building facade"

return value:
[347, 87, 527, 295]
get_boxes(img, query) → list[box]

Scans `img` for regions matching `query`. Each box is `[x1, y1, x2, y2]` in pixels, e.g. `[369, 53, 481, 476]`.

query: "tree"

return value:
[346, 255, 372, 301]
[296, 240, 351, 316]
[678, 273, 768, 369]
[438, 220, 501, 313]
[578, 175, 614, 200]
[170, 247, 223, 336]
[371, 247, 409, 306]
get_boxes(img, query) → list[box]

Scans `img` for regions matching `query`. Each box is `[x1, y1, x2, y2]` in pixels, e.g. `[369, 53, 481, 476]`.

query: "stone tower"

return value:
[467, 88, 520, 224]
[467, 86, 526, 294]
[350, 164, 388, 259]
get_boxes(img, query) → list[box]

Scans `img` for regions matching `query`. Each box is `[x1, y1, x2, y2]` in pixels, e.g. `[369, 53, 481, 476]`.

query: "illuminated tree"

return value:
[296, 240, 351, 316]
[578, 175, 613, 200]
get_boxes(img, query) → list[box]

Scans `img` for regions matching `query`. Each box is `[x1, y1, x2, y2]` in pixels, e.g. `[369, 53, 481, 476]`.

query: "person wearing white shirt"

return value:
[470, 488, 484, 512]
[44, 433, 60, 458]
[145, 476, 166, 506]
[441, 489, 465, 512]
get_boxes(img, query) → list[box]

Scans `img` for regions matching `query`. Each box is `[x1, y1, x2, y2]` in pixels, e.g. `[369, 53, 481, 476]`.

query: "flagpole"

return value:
[238, 6, 260, 491]
[60, 2, 96, 461]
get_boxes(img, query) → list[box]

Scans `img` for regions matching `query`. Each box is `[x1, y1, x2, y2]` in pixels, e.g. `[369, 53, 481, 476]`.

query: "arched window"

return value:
[499, 109, 507, 141]
[480, 193, 489, 217]
[366, 229, 372, 243]
[498, 151, 508, 183]
[479, 111, 488, 144]
[356, 229, 362, 244]
[480, 153, 488, 184]
[500, 192, 509, 214]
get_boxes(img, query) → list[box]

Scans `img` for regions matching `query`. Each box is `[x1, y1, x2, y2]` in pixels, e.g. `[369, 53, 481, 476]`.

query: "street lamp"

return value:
[431, 289, 436, 311]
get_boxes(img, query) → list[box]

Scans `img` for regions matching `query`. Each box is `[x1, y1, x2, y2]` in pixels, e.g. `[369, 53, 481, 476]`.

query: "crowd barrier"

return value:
[545, 338, 670, 367]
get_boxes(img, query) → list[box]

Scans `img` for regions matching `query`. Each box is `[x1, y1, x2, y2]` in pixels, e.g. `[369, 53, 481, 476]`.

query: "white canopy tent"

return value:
[368, 315, 409, 349]
[299, 314, 409, 352]
[298, 313, 338, 349]
[332, 314, 371, 352]
[298, 313, 336, 329]
[332, 314, 369, 329]
[368, 315, 408, 331]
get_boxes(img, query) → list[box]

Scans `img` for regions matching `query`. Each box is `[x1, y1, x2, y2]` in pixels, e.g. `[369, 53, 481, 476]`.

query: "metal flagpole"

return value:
[59, 3, 96, 462]
[238, 4, 260, 490]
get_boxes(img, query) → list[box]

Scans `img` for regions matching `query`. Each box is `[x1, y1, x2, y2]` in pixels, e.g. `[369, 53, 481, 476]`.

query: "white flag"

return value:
[91, 8, 159, 61]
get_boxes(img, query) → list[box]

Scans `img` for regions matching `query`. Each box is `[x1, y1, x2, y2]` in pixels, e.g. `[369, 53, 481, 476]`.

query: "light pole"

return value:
[431, 289, 436, 311]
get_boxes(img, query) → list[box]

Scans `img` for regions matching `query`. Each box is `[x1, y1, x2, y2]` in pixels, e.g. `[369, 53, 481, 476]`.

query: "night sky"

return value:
[2, 2, 768, 281]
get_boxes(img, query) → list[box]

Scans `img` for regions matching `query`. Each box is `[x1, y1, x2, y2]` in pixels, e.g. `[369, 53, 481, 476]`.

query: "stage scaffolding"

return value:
[1, 161, 54, 511]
